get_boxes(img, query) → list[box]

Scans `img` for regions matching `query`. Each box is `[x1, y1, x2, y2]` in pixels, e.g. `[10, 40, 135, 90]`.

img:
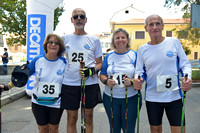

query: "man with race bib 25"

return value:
[133, 14, 192, 133]
[61, 8, 103, 133]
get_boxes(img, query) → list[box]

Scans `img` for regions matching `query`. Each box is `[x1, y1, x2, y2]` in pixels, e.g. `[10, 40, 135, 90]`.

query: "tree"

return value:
[164, 0, 200, 9]
[164, 0, 200, 19]
[182, 45, 191, 55]
[0, 0, 64, 46]
[164, 0, 200, 54]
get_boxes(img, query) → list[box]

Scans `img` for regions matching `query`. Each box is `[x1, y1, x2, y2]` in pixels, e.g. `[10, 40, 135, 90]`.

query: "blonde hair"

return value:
[110, 28, 130, 50]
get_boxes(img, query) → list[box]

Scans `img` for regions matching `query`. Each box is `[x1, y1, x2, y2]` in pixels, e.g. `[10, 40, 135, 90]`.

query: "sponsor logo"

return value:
[84, 44, 90, 50]
[57, 70, 63, 75]
[27, 14, 46, 90]
[166, 50, 174, 58]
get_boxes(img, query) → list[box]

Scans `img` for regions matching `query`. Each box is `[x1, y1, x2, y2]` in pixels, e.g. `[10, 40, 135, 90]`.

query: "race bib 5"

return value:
[156, 75, 179, 92]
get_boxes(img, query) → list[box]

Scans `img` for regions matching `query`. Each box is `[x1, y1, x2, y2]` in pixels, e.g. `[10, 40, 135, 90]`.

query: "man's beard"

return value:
[75, 25, 84, 29]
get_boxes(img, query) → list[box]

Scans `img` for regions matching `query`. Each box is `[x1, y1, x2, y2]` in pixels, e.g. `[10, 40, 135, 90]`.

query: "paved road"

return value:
[1, 81, 200, 133]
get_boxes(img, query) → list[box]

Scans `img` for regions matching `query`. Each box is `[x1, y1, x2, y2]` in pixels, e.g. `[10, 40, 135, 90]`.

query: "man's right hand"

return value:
[133, 77, 143, 90]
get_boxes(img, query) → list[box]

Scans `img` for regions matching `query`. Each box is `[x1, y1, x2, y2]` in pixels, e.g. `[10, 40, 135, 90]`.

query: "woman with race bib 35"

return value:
[0, 33, 66, 133]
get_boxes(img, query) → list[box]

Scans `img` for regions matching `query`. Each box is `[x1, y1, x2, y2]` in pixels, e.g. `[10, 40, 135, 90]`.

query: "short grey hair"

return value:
[110, 28, 130, 50]
[145, 14, 164, 26]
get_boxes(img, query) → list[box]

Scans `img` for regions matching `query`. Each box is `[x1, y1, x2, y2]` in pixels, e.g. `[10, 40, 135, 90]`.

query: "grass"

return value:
[192, 70, 200, 80]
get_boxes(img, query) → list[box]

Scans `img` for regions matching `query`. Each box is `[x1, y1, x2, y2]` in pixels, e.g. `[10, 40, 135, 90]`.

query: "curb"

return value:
[1, 89, 26, 107]
[192, 83, 200, 87]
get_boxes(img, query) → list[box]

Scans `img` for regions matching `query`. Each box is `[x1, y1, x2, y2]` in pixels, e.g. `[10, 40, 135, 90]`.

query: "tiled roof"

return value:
[114, 18, 190, 24]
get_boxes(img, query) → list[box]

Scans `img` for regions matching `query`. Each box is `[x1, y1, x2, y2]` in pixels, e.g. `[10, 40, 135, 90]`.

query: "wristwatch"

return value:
[103, 78, 109, 85]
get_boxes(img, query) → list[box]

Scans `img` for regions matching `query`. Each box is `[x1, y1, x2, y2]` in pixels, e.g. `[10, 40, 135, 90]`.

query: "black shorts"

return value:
[32, 102, 63, 126]
[146, 99, 185, 126]
[61, 84, 100, 110]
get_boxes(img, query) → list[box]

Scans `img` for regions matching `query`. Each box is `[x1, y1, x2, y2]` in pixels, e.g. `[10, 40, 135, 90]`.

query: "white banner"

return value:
[26, 0, 63, 96]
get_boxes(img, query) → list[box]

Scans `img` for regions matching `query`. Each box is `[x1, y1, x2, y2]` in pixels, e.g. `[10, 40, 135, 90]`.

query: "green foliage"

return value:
[175, 24, 200, 47]
[164, 0, 200, 50]
[182, 45, 191, 55]
[182, 12, 190, 18]
[164, 0, 200, 9]
[0, 0, 64, 46]
[20, 57, 26, 62]
[192, 70, 200, 80]
[54, 5, 65, 31]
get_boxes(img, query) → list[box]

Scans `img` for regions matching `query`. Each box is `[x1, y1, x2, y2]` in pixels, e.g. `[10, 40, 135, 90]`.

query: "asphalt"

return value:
[1, 75, 200, 107]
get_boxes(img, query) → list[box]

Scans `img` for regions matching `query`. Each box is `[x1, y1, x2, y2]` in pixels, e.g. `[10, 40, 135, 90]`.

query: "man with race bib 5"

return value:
[133, 14, 192, 133]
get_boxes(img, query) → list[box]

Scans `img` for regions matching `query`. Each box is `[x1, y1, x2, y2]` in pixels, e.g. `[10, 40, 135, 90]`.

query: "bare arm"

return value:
[0, 81, 15, 92]
[95, 56, 103, 72]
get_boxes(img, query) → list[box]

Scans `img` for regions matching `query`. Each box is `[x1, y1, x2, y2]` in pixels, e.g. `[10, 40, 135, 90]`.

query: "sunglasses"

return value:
[47, 41, 60, 45]
[73, 14, 86, 20]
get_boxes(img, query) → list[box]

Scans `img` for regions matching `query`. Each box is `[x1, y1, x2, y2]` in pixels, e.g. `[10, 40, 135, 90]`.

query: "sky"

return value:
[54, 0, 184, 36]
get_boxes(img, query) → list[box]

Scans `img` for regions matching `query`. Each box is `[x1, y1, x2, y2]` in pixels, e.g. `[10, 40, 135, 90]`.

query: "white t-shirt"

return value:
[101, 50, 138, 98]
[28, 55, 66, 108]
[62, 33, 103, 86]
[135, 37, 192, 102]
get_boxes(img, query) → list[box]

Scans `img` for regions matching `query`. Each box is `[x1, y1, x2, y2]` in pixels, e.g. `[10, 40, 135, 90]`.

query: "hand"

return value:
[133, 77, 143, 90]
[79, 68, 85, 78]
[0, 84, 4, 89]
[0, 84, 4, 94]
[0, 84, 9, 93]
[107, 78, 116, 88]
[180, 77, 192, 92]
[21, 61, 29, 69]
[80, 67, 95, 77]
[123, 77, 132, 87]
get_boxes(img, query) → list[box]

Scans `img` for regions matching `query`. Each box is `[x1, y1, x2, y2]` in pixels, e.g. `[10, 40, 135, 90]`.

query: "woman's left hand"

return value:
[123, 77, 132, 87]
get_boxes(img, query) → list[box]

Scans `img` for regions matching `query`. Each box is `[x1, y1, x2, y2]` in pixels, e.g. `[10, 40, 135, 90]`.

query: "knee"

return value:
[38, 124, 49, 133]
[67, 113, 78, 125]
[49, 124, 59, 133]
[85, 112, 93, 124]
[150, 125, 162, 133]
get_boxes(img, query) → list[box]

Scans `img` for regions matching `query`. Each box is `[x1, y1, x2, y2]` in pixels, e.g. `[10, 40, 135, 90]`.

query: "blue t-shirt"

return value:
[2, 51, 8, 63]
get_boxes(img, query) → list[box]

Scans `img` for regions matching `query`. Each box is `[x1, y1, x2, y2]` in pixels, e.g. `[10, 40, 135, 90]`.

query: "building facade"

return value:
[110, 18, 200, 60]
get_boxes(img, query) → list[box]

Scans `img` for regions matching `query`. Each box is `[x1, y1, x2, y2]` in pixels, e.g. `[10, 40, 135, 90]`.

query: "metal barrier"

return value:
[0, 62, 26, 75]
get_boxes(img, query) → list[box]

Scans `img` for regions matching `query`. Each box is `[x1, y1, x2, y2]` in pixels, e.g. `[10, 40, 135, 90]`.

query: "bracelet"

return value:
[95, 68, 99, 74]
[8, 82, 14, 88]
[131, 80, 134, 86]
[3, 84, 9, 91]
[103, 78, 109, 85]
